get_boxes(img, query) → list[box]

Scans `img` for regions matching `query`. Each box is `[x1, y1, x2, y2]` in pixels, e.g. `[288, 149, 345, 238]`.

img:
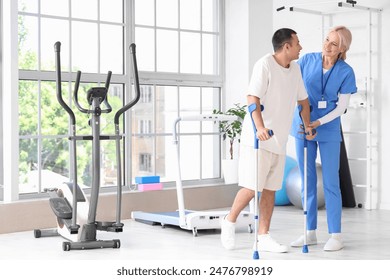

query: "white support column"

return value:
[225, 0, 273, 106]
[0, 0, 3, 188]
[224, 0, 273, 160]
[365, 10, 372, 210]
[124, 0, 133, 188]
[2, 0, 19, 201]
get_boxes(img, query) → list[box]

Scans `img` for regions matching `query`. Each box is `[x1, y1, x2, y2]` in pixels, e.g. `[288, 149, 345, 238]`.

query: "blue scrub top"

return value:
[291, 52, 357, 142]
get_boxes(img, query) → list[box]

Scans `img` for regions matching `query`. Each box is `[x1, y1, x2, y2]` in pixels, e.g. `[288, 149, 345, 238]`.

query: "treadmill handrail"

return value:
[172, 114, 238, 143]
[180, 114, 237, 122]
[172, 114, 238, 228]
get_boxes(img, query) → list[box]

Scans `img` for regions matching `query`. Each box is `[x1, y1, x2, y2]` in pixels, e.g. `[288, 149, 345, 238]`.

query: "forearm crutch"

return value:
[248, 103, 273, 260]
[298, 105, 315, 254]
[302, 129, 309, 253]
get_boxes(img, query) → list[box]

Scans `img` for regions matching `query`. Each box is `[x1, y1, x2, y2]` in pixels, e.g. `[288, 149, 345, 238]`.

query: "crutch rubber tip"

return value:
[253, 251, 260, 259]
[302, 245, 309, 253]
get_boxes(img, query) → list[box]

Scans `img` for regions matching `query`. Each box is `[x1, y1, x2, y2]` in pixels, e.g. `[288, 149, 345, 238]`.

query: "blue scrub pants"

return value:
[295, 138, 342, 234]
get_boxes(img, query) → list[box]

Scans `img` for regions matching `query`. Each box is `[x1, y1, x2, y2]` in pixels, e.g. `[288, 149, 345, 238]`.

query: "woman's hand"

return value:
[309, 120, 321, 129]
[305, 129, 317, 140]
[305, 121, 320, 140]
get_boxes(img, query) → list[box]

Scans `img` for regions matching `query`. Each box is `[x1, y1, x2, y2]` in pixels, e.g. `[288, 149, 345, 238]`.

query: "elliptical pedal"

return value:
[49, 197, 72, 220]
[97, 221, 124, 232]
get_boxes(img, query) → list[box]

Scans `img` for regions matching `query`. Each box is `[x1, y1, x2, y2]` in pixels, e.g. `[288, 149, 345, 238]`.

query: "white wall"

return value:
[225, 0, 390, 210]
[225, 0, 273, 107]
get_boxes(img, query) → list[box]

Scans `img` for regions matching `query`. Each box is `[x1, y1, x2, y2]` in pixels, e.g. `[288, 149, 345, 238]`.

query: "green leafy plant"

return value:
[213, 103, 247, 160]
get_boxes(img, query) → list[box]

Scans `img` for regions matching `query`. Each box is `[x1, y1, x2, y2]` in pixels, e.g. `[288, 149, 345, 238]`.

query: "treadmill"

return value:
[131, 114, 254, 236]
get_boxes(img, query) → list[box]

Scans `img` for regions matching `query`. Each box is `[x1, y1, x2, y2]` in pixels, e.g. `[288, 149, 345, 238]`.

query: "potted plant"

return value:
[213, 103, 247, 183]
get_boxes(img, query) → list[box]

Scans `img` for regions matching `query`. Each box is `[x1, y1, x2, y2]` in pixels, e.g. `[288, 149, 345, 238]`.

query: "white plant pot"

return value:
[222, 159, 239, 184]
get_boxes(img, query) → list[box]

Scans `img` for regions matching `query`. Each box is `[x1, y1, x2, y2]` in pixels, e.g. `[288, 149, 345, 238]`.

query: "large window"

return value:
[134, 0, 219, 75]
[132, 0, 223, 184]
[2, 0, 223, 199]
[17, 0, 125, 194]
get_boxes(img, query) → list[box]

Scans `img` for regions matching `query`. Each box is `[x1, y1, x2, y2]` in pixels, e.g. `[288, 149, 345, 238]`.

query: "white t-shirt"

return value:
[240, 53, 308, 154]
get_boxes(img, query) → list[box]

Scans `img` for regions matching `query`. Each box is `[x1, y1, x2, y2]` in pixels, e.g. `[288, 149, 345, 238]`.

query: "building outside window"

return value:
[139, 153, 152, 172]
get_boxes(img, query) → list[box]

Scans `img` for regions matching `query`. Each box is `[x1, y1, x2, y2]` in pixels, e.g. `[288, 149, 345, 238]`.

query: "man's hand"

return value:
[257, 127, 272, 141]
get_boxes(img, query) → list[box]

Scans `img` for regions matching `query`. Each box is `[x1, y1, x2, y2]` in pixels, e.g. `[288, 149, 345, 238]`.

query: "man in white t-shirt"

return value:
[221, 28, 314, 253]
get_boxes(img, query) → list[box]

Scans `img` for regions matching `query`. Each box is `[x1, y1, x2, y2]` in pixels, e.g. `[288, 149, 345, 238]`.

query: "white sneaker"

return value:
[255, 233, 288, 253]
[324, 234, 344, 251]
[290, 230, 317, 247]
[221, 216, 235, 250]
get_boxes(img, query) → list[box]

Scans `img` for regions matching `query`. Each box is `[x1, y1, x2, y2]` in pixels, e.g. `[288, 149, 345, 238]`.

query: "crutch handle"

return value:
[303, 128, 316, 135]
[248, 103, 273, 149]
[298, 105, 316, 137]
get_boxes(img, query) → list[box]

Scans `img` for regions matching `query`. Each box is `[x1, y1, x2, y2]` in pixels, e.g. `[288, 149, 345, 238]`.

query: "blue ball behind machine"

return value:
[286, 163, 325, 209]
[274, 156, 297, 206]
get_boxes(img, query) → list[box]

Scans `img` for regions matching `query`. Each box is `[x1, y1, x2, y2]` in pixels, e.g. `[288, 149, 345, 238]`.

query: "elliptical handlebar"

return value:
[73, 70, 88, 114]
[114, 43, 141, 125]
[102, 71, 113, 113]
[54, 41, 76, 125]
[55, 41, 113, 117]
[73, 70, 113, 114]
[55, 41, 139, 123]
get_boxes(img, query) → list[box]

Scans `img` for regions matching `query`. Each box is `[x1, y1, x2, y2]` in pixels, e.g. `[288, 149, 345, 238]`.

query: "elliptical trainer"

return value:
[33, 42, 140, 251]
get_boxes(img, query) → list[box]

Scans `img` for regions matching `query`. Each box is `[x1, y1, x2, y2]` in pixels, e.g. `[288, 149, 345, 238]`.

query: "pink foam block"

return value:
[137, 183, 163, 192]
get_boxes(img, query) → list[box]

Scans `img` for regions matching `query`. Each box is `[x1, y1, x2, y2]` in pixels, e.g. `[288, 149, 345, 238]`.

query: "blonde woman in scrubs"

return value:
[290, 26, 357, 251]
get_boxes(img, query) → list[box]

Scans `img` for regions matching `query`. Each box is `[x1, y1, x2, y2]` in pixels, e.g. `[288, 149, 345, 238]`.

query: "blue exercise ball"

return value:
[285, 164, 325, 209]
[275, 156, 297, 206]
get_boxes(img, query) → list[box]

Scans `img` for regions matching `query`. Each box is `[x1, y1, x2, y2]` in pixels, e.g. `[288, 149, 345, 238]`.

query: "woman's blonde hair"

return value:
[329, 26, 352, 60]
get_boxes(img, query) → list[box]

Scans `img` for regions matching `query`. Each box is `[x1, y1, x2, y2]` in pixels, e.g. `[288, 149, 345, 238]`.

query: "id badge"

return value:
[318, 100, 327, 109]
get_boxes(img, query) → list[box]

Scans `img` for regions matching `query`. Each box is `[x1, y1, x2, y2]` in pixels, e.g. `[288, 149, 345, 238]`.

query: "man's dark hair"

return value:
[272, 28, 297, 52]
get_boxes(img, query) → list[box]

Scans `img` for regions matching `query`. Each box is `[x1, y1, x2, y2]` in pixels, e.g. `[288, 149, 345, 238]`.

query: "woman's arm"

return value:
[311, 93, 351, 128]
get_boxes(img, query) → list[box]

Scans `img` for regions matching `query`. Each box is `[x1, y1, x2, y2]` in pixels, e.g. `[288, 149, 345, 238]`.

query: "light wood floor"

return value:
[1, 205, 389, 261]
